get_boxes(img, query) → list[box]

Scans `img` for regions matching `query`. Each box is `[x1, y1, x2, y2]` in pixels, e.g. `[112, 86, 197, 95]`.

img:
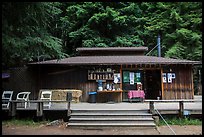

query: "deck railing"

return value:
[144, 99, 202, 117]
[2, 92, 73, 118]
[3, 100, 71, 117]
[2, 98, 202, 118]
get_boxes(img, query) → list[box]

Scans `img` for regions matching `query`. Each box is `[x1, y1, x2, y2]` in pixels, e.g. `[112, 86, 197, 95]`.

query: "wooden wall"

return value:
[162, 65, 194, 99]
[3, 64, 194, 102]
[36, 66, 97, 102]
[36, 65, 122, 102]
[2, 67, 37, 100]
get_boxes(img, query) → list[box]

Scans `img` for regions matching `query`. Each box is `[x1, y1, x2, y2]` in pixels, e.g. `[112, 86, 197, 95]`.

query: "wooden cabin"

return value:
[3, 47, 201, 102]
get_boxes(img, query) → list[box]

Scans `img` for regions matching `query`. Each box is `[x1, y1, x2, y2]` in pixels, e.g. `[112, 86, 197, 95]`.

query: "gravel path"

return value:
[2, 124, 202, 135]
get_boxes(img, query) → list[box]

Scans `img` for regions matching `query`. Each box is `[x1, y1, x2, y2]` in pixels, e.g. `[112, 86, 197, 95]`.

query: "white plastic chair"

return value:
[40, 91, 52, 109]
[2, 91, 13, 108]
[16, 92, 31, 108]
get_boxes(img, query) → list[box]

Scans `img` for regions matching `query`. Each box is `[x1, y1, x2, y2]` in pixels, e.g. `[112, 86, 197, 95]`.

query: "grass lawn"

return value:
[2, 118, 50, 127]
[158, 116, 202, 126]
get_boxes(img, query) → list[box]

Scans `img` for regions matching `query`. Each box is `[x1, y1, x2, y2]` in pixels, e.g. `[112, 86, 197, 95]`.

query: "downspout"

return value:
[158, 34, 162, 99]
[157, 35, 161, 57]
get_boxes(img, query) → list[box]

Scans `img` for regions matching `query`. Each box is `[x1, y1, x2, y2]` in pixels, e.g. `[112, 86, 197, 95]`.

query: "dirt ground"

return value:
[2, 123, 202, 135]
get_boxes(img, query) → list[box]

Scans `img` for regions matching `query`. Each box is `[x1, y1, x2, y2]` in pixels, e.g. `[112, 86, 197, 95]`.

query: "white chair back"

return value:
[2, 91, 13, 108]
[40, 90, 52, 109]
[16, 92, 31, 108]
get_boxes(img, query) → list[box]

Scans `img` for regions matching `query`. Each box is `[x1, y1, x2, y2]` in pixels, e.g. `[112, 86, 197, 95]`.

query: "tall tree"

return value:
[2, 2, 67, 69]
[60, 2, 145, 55]
[59, 2, 202, 61]
[2, 2, 202, 69]
[140, 2, 202, 60]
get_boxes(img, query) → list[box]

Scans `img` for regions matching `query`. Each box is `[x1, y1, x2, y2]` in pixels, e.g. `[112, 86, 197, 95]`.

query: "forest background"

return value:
[2, 2, 202, 94]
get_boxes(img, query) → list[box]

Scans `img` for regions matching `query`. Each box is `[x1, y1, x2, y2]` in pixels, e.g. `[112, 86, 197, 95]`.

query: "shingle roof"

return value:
[28, 56, 201, 65]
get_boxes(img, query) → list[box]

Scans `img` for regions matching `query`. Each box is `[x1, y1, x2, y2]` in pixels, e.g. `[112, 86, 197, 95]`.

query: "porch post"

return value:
[161, 68, 164, 99]
[120, 65, 123, 102]
[149, 101, 155, 114]
[179, 101, 184, 118]
[9, 101, 17, 117]
[67, 92, 72, 117]
[36, 101, 43, 117]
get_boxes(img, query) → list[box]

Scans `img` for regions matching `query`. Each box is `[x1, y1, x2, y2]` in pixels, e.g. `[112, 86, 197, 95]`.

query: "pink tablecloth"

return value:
[128, 90, 145, 99]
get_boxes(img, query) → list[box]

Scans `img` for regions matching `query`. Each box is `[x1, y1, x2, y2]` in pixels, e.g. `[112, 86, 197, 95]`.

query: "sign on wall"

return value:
[162, 73, 167, 83]
[135, 72, 141, 83]
[163, 72, 176, 83]
[129, 72, 134, 85]
[114, 73, 121, 84]
[123, 71, 130, 83]
[171, 73, 176, 79]
[167, 73, 172, 83]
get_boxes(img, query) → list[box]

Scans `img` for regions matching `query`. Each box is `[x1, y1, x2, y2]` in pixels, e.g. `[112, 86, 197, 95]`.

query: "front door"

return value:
[145, 70, 161, 99]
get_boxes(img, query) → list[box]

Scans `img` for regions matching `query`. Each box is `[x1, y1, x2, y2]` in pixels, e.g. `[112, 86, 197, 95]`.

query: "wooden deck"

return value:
[2, 96, 202, 119]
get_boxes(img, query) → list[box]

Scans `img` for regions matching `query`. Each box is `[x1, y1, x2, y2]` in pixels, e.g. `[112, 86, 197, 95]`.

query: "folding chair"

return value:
[40, 90, 52, 109]
[2, 91, 13, 108]
[16, 92, 31, 108]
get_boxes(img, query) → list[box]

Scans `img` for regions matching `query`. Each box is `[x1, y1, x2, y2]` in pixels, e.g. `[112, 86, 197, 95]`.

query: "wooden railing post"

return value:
[179, 101, 184, 118]
[149, 101, 155, 114]
[9, 101, 17, 117]
[67, 92, 72, 117]
[67, 101, 71, 117]
[36, 101, 43, 117]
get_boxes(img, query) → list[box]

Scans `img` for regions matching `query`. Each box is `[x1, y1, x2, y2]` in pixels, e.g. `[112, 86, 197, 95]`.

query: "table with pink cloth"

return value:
[128, 90, 145, 100]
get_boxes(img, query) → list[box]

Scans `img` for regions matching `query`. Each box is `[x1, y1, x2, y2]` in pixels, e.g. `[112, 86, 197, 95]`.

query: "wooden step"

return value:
[71, 112, 152, 116]
[67, 109, 156, 128]
[67, 122, 156, 127]
[71, 109, 149, 113]
[69, 117, 154, 121]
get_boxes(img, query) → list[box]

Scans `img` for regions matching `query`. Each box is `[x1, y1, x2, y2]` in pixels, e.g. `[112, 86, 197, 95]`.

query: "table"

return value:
[128, 90, 145, 102]
[97, 90, 123, 102]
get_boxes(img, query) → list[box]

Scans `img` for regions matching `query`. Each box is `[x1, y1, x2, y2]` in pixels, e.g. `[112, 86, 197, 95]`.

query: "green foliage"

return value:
[2, 2, 202, 69]
[60, 2, 147, 50]
[2, 2, 68, 69]
[165, 42, 187, 59]
[2, 118, 50, 127]
[158, 117, 202, 126]
[140, 2, 202, 61]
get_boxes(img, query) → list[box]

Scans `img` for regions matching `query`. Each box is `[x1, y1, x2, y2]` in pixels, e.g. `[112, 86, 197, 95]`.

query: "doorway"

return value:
[145, 70, 161, 99]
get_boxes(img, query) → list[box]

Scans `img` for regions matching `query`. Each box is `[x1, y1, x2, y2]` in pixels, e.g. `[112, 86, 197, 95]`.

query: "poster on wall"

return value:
[162, 73, 167, 83]
[114, 73, 121, 83]
[123, 71, 129, 83]
[135, 72, 141, 83]
[163, 72, 176, 83]
[171, 73, 176, 79]
[167, 73, 172, 83]
[129, 72, 134, 85]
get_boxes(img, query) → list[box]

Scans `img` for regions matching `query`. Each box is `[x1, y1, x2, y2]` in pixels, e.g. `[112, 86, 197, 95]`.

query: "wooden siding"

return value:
[162, 65, 193, 99]
[2, 67, 37, 100]
[3, 64, 194, 102]
[36, 67, 97, 102]
[36, 66, 122, 102]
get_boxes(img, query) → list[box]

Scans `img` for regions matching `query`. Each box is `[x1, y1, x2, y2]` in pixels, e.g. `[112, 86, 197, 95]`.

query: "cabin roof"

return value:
[76, 47, 148, 52]
[28, 55, 201, 66]
[76, 47, 149, 56]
